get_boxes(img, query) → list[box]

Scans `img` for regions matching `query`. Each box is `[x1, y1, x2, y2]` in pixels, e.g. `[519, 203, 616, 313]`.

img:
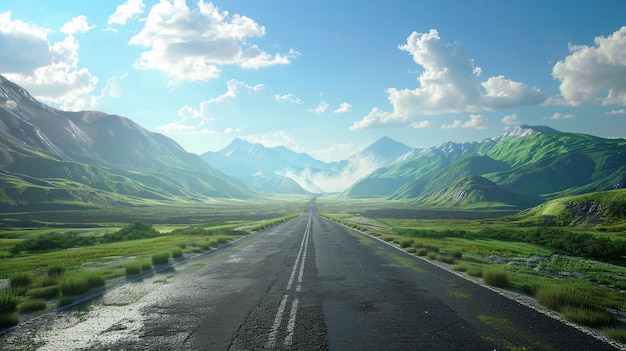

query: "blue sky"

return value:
[1, 0, 626, 161]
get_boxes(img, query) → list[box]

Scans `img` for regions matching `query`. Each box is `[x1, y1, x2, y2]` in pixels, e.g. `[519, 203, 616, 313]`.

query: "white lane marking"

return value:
[286, 214, 311, 291]
[267, 294, 289, 349]
[267, 213, 312, 348]
[283, 298, 299, 346]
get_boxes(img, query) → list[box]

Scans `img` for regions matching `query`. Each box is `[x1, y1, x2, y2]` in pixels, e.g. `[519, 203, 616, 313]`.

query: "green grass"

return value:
[57, 296, 73, 307]
[125, 261, 142, 275]
[58, 272, 105, 296]
[18, 299, 47, 312]
[604, 328, 626, 343]
[10, 273, 32, 288]
[151, 252, 170, 265]
[482, 268, 509, 288]
[534, 283, 599, 311]
[560, 306, 616, 327]
[171, 248, 183, 258]
[47, 265, 65, 277]
[27, 286, 59, 299]
[452, 263, 469, 272]
[0, 289, 20, 314]
[141, 259, 153, 271]
[0, 313, 18, 328]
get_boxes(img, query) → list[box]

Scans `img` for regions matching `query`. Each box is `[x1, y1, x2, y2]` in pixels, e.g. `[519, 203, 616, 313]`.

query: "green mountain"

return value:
[413, 176, 540, 209]
[514, 189, 626, 227]
[0, 75, 251, 210]
[343, 125, 626, 209]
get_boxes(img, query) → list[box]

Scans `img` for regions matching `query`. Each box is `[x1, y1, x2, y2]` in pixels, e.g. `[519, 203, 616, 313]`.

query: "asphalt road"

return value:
[0, 202, 621, 350]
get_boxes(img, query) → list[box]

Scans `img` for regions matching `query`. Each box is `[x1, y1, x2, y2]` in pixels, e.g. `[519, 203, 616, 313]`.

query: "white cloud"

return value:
[60, 16, 95, 35]
[0, 12, 97, 110]
[128, 0, 297, 83]
[553, 26, 626, 106]
[108, 0, 145, 25]
[350, 107, 408, 130]
[275, 93, 303, 104]
[352, 29, 545, 130]
[502, 113, 520, 125]
[333, 102, 352, 113]
[244, 131, 300, 150]
[547, 112, 575, 120]
[442, 114, 488, 130]
[410, 120, 433, 128]
[607, 109, 626, 115]
[312, 101, 329, 113]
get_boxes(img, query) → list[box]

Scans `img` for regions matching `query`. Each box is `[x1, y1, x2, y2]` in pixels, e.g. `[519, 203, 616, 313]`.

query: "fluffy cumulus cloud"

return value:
[60, 15, 95, 35]
[0, 11, 97, 110]
[547, 112, 575, 120]
[129, 0, 298, 82]
[108, 0, 145, 25]
[333, 102, 352, 113]
[553, 26, 626, 106]
[312, 101, 329, 114]
[351, 29, 545, 130]
[442, 114, 488, 130]
[502, 113, 520, 126]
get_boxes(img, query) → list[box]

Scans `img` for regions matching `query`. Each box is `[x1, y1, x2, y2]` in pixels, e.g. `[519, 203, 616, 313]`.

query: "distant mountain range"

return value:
[344, 125, 626, 209]
[2, 73, 626, 212]
[202, 136, 415, 194]
[0, 74, 250, 210]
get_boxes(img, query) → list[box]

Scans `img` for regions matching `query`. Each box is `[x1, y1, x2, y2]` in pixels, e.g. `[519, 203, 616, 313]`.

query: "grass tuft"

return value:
[560, 306, 616, 327]
[535, 284, 598, 311]
[18, 299, 47, 312]
[151, 252, 170, 265]
[58, 272, 105, 296]
[0, 290, 20, 314]
[399, 238, 414, 248]
[10, 273, 32, 288]
[415, 248, 429, 256]
[482, 269, 509, 288]
[605, 328, 626, 343]
[57, 296, 73, 307]
[125, 261, 142, 275]
[27, 286, 59, 299]
[467, 268, 482, 278]
[0, 313, 18, 328]
[452, 263, 469, 272]
[434, 254, 455, 264]
[47, 265, 65, 277]
[141, 259, 153, 271]
[172, 248, 183, 258]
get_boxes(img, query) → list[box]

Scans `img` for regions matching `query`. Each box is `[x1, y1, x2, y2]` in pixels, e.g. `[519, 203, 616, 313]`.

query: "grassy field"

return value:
[317, 197, 626, 344]
[0, 196, 309, 328]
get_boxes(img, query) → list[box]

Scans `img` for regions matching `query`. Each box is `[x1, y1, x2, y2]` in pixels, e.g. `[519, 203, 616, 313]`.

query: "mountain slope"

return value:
[514, 188, 626, 226]
[345, 125, 626, 209]
[414, 176, 541, 209]
[0, 74, 251, 209]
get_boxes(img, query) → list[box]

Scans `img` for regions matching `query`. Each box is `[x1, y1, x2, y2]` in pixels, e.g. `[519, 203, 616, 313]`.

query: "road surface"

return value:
[0, 201, 620, 350]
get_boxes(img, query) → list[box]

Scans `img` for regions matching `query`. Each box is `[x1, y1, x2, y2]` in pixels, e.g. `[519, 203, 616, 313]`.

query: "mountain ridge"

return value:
[0, 74, 252, 209]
